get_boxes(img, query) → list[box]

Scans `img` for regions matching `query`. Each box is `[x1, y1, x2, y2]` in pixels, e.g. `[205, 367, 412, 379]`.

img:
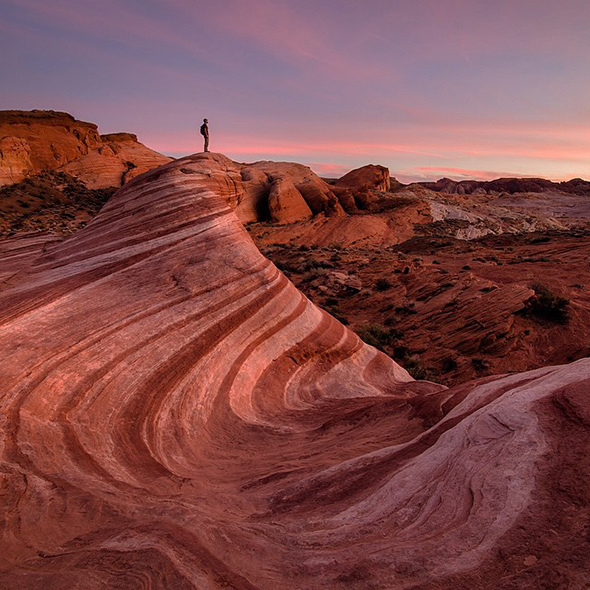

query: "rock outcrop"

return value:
[0, 110, 172, 188]
[267, 178, 313, 223]
[336, 163, 391, 193]
[333, 164, 392, 212]
[0, 153, 588, 589]
[174, 153, 346, 224]
[61, 132, 173, 188]
[0, 111, 101, 186]
[421, 176, 590, 196]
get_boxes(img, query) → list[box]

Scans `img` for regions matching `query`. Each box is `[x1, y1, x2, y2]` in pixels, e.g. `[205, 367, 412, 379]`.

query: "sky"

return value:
[1, 0, 589, 182]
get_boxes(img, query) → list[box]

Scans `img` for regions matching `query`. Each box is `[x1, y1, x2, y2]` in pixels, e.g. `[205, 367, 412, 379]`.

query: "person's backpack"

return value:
[200, 123, 207, 136]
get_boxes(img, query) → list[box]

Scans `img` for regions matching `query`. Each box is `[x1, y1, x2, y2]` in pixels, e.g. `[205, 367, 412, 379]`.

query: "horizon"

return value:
[1, 0, 589, 184]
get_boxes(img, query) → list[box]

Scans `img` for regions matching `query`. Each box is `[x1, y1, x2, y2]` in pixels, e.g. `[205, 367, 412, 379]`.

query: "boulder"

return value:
[268, 178, 313, 223]
[336, 164, 391, 193]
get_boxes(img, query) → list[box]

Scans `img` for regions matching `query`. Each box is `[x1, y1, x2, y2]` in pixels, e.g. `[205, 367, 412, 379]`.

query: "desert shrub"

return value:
[525, 283, 569, 323]
[356, 323, 401, 351]
[301, 259, 334, 271]
[472, 357, 489, 372]
[331, 312, 349, 325]
[375, 278, 393, 291]
[403, 355, 431, 380]
[301, 269, 327, 283]
[395, 303, 417, 315]
[274, 260, 303, 273]
[383, 315, 396, 326]
[393, 345, 410, 359]
[441, 356, 458, 373]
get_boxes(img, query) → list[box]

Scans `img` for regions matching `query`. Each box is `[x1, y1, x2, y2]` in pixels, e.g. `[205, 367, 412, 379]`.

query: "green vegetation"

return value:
[441, 356, 458, 373]
[525, 282, 570, 324]
[374, 278, 393, 291]
[356, 323, 402, 352]
[0, 171, 115, 236]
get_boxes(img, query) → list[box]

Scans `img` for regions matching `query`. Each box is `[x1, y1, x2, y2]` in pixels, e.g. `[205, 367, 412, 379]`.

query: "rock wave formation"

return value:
[1, 153, 589, 589]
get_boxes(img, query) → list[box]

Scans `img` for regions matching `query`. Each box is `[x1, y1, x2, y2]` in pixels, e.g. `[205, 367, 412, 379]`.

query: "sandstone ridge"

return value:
[180, 154, 402, 224]
[0, 110, 172, 188]
[0, 153, 589, 589]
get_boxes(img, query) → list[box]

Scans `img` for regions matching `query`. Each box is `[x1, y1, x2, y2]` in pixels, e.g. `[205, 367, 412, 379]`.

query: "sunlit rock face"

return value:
[0, 110, 172, 188]
[0, 153, 588, 589]
[61, 132, 173, 189]
[335, 164, 391, 193]
[187, 153, 346, 223]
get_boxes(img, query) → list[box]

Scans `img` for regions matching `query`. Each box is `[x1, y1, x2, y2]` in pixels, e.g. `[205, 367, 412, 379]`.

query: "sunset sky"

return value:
[1, 0, 589, 182]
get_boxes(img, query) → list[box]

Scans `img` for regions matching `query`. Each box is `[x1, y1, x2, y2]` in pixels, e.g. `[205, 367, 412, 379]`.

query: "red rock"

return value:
[176, 154, 346, 223]
[61, 131, 173, 188]
[267, 178, 313, 223]
[336, 164, 391, 193]
[248, 160, 346, 218]
[0, 110, 101, 185]
[0, 110, 172, 188]
[0, 153, 588, 589]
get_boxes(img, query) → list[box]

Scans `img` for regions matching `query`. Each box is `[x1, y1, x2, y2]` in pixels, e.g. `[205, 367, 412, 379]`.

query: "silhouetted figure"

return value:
[200, 118, 209, 152]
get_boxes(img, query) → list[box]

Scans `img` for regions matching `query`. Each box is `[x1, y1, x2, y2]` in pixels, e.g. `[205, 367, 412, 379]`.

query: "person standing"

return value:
[200, 118, 209, 152]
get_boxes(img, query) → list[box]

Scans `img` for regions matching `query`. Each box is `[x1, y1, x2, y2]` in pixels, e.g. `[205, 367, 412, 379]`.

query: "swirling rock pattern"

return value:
[1, 153, 589, 589]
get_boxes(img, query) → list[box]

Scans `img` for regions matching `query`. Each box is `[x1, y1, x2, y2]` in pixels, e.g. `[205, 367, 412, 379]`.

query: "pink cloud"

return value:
[307, 162, 351, 178]
[196, 0, 392, 81]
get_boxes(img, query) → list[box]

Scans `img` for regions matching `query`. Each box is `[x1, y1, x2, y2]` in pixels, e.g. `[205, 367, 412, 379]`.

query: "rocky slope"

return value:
[0, 153, 588, 589]
[255, 231, 590, 385]
[0, 110, 172, 188]
[0, 171, 115, 236]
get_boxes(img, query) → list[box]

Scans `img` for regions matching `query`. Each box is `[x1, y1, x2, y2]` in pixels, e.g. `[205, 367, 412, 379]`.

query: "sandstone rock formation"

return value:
[0, 111, 101, 186]
[421, 176, 590, 196]
[172, 153, 346, 224]
[267, 178, 313, 223]
[332, 164, 392, 212]
[336, 163, 391, 193]
[0, 110, 172, 188]
[61, 132, 173, 189]
[0, 154, 588, 589]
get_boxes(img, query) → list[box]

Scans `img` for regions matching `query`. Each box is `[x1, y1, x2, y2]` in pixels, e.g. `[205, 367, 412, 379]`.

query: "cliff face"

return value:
[0, 110, 172, 188]
[0, 110, 101, 185]
[0, 153, 588, 589]
[61, 131, 173, 188]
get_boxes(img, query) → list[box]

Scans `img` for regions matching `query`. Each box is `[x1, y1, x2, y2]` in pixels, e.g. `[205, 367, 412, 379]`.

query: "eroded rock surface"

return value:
[0, 154, 589, 589]
[62, 132, 173, 188]
[0, 110, 172, 188]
